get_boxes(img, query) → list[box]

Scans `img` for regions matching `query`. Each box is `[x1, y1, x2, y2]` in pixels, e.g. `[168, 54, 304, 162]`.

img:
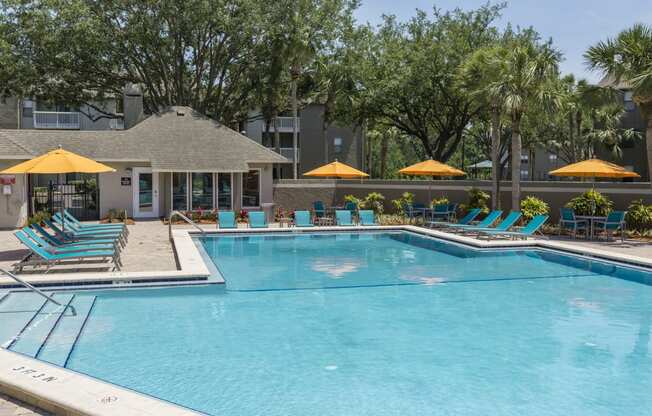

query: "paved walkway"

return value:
[0, 393, 51, 416]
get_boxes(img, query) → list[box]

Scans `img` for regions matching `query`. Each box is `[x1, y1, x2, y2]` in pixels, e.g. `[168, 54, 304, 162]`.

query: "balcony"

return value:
[267, 146, 300, 161]
[33, 111, 80, 129]
[272, 117, 300, 132]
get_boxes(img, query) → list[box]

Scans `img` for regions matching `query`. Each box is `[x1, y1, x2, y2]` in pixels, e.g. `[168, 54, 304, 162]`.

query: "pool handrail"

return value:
[0, 267, 76, 316]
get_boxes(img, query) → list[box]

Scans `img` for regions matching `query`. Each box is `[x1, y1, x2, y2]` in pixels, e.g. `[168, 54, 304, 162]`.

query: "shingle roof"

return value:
[0, 106, 289, 171]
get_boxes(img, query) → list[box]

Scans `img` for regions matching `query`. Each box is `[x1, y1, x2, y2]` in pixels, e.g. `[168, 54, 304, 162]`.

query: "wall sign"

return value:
[121, 177, 132, 186]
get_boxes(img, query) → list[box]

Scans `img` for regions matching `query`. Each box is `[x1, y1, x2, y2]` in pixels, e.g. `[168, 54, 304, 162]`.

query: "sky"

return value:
[354, 0, 652, 83]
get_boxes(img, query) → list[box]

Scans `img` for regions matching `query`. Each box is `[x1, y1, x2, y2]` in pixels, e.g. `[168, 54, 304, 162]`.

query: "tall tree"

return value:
[585, 23, 652, 186]
[483, 30, 559, 209]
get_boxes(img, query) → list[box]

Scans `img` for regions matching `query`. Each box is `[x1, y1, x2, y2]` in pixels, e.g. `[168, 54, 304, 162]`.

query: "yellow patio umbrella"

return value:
[303, 160, 369, 179]
[548, 159, 640, 179]
[1, 147, 116, 231]
[399, 159, 466, 202]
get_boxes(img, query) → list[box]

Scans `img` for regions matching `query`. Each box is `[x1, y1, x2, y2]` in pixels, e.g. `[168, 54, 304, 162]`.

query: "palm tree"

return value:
[585, 24, 652, 187]
[460, 45, 509, 210]
[486, 33, 559, 210]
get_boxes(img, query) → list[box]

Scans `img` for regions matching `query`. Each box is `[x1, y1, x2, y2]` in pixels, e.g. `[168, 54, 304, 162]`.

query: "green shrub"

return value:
[26, 211, 51, 226]
[566, 189, 613, 216]
[344, 194, 363, 209]
[465, 187, 490, 214]
[431, 196, 449, 207]
[520, 196, 549, 221]
[363, 192, 385, 214]
[625, 199, 652, 232]
[391, 192, 415, 215]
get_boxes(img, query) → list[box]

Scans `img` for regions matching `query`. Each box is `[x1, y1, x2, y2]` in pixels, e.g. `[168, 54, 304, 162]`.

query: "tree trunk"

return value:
[645, 109, 652, 188]
[379, 131, 389, 178]
[291, 73, 299, 179]
[490, 109, 501, 210]
[511, 112, 522, 211]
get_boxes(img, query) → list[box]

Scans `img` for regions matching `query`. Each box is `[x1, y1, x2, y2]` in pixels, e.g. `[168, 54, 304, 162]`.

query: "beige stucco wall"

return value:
[98, 162, 151, 218]
[0, 162, 28, 229]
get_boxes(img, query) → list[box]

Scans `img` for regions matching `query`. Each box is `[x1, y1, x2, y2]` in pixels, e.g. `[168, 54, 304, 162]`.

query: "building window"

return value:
[520, 170, 529, 180]
[172, 172, 188, 210]
[192, 172, 213, 210]
[218, 173, 232, 210]
[624, 91, 636, 111]
[333, 137, 343, 154]
[548, 153, 557, 162]
[242, 170, 260, 208]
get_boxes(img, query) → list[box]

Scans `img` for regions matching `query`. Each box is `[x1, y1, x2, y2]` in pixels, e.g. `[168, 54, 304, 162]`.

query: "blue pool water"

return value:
[4, 231, 652, 415]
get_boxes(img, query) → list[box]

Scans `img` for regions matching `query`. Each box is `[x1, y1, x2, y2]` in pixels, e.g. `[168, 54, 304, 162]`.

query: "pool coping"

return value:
[0, 349, 205, 416]
[0, 230, 213, 289]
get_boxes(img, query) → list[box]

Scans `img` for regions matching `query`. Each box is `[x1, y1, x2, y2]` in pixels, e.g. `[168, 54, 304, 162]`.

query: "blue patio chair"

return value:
[57, 211, 128, 237]
[22, 227, 118, 255]
[446, 210, 502, 232]
[248, 211, 268, 228]
[313, 201, 326, 218]
[463, 211, 522, 235]
[429, 208, 481, 228]
[335, 210, 354, 226]
[430, 204, 450, 220]
[294, 211, 314, 228]
[478, 215, 548, 240]
[44, 219, 125, 246]
[14, 231, 120, 272]
[344, 201, 358, 212]
[559, 208, 589, 239]
[593, 211, 627, 242]
[217, 211, 237, 229]
[32, 223, 118, 248]
[447, 203, 458, 221]
[359, 210, 378, 226]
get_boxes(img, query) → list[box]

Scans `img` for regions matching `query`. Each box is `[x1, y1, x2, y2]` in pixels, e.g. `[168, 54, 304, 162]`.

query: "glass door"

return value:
[132, 168, 159, 218]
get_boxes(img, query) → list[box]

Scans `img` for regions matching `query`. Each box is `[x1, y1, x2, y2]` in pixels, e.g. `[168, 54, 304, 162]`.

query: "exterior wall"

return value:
[0, 98, 19, 129]
[0, 163, 28, 229]
[274, 179, 652, 222]
[98, 162, 151, 218]
[18, 99, 122, 131]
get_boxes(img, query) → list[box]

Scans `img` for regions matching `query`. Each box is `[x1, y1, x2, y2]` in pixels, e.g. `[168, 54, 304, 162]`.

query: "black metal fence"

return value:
[30, 180, 99, 221]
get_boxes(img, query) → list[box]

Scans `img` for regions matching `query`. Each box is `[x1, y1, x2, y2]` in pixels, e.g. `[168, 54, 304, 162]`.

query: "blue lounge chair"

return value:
[22, 227, 118, 254]
[559, 208, 589, 239]
[57, 211, 127, 235]
[32, 223, 119, 248]
[593, 211, 627, 242]
[14, 231, 120, 272]
[463, 211, 522, 235]
[335, 210, 354, 226]
[248, 211, 267, 228]
[44, 219, 125, 247]
[217, 211, 237, 229]
[294, 211, 314, 228]
[313, 201, 326, 218]
[446, 210, 503, 232]
[478, 214, 548, 240]
[359, 210, 378, 226]
[429, 208, 481, 228]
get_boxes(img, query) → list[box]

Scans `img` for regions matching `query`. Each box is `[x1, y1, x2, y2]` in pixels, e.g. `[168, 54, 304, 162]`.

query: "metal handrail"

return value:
[0, 268, 76, 316]
[168, 210, 206, 241]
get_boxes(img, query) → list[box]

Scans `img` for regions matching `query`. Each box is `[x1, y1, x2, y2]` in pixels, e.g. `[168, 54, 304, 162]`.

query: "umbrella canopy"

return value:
[303, 160, 369, 179]
[0, 147, 116, 174]
[399, 159, 466, 177]
[548, 159, 640, 179]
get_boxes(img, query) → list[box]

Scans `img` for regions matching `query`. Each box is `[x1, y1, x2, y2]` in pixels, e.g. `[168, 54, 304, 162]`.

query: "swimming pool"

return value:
[2, 230, 652, 415]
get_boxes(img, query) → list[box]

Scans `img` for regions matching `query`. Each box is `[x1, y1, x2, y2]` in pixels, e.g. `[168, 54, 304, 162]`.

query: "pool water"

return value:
[6, 231, 652, 415]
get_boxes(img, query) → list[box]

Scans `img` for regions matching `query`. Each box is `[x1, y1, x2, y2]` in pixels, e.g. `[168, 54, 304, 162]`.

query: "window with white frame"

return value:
[192, 172, 213, 210]
[333, 137, 343, 153]
[242, 169, 260, 208]
[172, 172, 188, 210]
[217, 173, 232, 210]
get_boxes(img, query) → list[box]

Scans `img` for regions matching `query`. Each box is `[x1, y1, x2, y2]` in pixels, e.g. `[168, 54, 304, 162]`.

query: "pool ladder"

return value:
[0, 268, 76, 316]
[168, 210, 206, 241]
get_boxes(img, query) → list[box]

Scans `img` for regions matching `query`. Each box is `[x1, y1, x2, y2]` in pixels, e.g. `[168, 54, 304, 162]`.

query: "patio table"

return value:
[575, 215, 607, 240]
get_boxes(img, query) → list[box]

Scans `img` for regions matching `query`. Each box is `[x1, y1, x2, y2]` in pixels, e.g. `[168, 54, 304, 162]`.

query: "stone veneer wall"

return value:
[274, 179, 652, 221]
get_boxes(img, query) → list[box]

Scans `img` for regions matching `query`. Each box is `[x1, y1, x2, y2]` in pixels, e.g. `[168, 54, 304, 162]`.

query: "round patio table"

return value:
[575, 215, 607, 240]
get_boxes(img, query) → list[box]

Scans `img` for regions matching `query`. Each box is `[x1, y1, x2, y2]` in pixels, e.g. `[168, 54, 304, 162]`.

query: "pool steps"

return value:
[0, 291, 97, 367]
